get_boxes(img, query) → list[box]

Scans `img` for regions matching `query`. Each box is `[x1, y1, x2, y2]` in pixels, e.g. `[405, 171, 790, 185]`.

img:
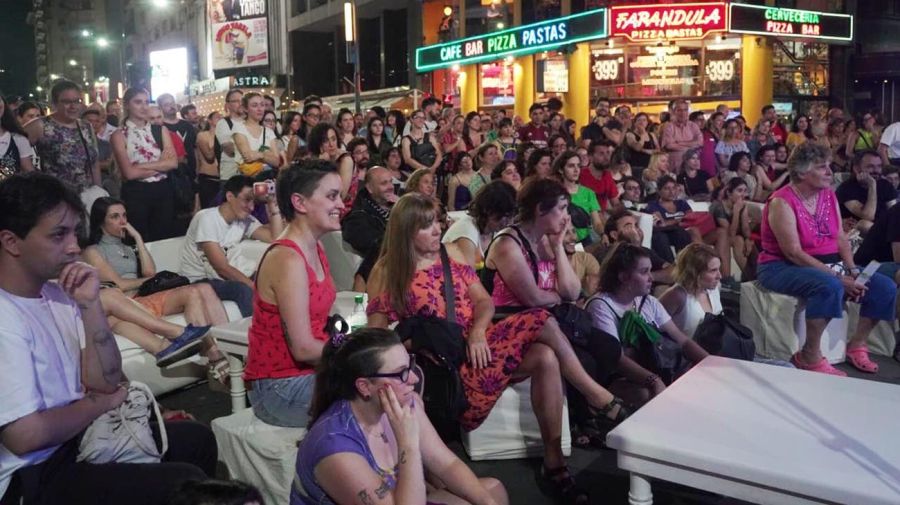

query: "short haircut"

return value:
[81, 109, 101, 119]
[761, 104, 775, 115]
[529, 103, 543, 115]
[16, 101, 41, 118]
[468, 180, 517, 232]
[167, 479, 264, 505]
[263, 95, 275, 105]
[223, 175, 255, 197]
[225, 88, 244, 103]
[851, 149, 880, 170]
[689, 111, 705, 122]
[603, 208, 634, 237]
[277, 159, 337, 221]
[516, 178, 567, 223]
[657, 175, 677, 189]
[346, 137, 368, 155]
[787, 143, 831, 183]
[303, 103, 321, 115]
[0, 173, 85, 239]
[588, 138, 616, 155]
[547, 97, 563, 111]
[304, 94, 322, 106]
[422, 96, 441, 109]
[105, 100, 118, 113]
[180, 104, 196, 118]
[756, 144, 777, 163]
[50, 79, 80, 104]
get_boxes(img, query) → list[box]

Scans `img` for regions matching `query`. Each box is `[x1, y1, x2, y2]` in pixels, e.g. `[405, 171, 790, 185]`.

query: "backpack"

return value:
[693, 312, 756, 361]
[213, 117, 234, 166]
[393, 246, 468, 441]
[150, 125, 194, 212]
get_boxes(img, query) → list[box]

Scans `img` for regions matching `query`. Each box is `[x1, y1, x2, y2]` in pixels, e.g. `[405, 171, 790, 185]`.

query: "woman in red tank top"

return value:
[243, 160, 343, 427]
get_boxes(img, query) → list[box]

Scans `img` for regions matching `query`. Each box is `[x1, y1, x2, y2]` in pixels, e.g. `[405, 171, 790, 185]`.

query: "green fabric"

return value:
[619, 310, 662, 347]
[570, 185, 600, 241]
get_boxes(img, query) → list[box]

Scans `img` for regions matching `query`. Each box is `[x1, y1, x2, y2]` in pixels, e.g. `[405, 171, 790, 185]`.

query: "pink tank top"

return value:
[759, 185, 839, 264]
[491, 234, 558, 307]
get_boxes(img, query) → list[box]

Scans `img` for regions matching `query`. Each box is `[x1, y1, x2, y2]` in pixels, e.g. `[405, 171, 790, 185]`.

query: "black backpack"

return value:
[213, 117, 234, 166]
[150, 125, 194, 213]
[693, 313, 756, 361]
[394, 246, 467, 442]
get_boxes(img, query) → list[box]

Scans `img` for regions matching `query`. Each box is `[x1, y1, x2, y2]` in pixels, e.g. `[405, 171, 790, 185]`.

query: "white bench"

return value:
[321, 230, 363, 292]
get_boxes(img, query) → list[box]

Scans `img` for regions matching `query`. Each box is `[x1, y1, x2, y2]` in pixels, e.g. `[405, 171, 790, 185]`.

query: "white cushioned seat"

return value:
[462, 379, 571, 461]
[212, 408, 306, 505]
[321, 230, 362, 292]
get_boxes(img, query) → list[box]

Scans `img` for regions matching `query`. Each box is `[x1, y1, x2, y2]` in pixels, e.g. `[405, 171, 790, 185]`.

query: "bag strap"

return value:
[121, 381, 168, 458]
[440, 245, 457, 324]
[150, 124, 164, 151]
[75, 120, 93, 172]
[510, 225, 539, 284]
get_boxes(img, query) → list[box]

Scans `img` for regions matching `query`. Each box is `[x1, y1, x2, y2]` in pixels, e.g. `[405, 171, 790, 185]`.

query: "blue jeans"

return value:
[247, 374, 316, 428]
[757, 261, 897, 321]
[876, 262, 900, 282]
[196, 278, 253, 317]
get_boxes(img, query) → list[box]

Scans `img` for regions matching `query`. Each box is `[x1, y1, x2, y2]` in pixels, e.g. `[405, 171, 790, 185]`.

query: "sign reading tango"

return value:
[729, 4, 853, 42]
[610, 3, 728, 42]
[415, 9, 607, 72]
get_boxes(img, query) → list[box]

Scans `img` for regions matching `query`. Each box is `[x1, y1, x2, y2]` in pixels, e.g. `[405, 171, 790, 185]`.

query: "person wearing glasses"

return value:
[292, 327, 508, 505]
[757, 143, 897, 376]
[400, 109, 442, 174]
[24, 79, 101, 201]
[846, 111, 880, 158]
[216, 88, 245, 180]
[368, 193, 617, 504]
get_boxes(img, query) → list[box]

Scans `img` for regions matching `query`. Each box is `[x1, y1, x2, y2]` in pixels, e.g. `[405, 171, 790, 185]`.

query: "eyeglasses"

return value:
[227, 99, 242, 104]
[59, 99, 83, 106]
[413, 115, 425, 120]
[305, 113, 320, 119]
[366, 354, 416, 383]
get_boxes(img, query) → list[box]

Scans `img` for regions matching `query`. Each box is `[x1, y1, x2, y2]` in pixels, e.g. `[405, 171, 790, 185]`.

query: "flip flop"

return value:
[845, 345, 878, 373]
[791, 353, 847, 377]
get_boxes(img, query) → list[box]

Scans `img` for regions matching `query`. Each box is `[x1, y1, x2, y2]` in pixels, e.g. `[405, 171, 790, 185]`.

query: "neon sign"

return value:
[610, 2, 727, 42]
[728, 4, 853, 42]
[415, 9, 607, 72]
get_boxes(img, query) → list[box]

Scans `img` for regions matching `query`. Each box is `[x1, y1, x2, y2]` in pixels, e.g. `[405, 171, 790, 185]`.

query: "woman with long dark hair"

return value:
[293, 327, 508, 505]
[0, 94, 34, 176]
[462, 110, 485, 156]
[335, 108, 356, 150]
[365, 115, 392, 166]
[447, 151, 475, 211]
[110, 87, 179, 241]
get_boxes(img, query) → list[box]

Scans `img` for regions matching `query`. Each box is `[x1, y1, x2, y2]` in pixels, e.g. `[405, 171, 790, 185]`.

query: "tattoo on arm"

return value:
[398, 450, 407, 465]
[374, 481, 390, 500]
[281, 319, 292, 349]
[357, 489, 375, 505]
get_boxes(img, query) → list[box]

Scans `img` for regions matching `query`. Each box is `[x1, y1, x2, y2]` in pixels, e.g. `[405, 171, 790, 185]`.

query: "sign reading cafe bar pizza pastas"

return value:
[728, 4, 853, 42]
[415, 9, 607, 72]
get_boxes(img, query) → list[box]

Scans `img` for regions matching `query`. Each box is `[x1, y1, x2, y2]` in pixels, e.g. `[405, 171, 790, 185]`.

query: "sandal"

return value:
[539, 465, 589, 505]
[571, 421, 606, 450]
[790, 353, 847, 377]
[845, 345, 878, 373]
[207, 358, 231, 392]
[589, 396, 631, 425]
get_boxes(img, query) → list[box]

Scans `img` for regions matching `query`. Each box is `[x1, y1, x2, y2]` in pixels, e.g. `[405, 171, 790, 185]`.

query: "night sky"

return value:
[0, 0, 38, 99]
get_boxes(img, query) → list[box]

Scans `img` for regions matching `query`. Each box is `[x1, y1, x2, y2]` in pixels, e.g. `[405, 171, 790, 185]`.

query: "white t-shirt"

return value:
[232, 122, 277, 154]
[587, 293, 672, 340]
[0, 283, 85, 496]
[441, 214, 483, 257]
[215, 116, 245, 179]
[669, 286, 723, 339]
[179, 207, 262, 281]
[880, 122, 900, 159]
[0, 131, 34, 160]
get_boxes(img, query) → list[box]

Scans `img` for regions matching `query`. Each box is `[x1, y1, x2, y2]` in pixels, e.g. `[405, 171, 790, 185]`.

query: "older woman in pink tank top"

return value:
[757, 143, 896, 376]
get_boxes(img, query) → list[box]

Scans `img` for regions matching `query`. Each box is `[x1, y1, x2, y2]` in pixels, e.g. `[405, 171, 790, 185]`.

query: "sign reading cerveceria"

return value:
[728, 4, 853, 42]
[415, 9, 607, 72]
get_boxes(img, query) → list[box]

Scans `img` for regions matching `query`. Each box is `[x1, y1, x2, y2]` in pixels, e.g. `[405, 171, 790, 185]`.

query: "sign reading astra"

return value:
[415, 9, 607, 72]
[610, 3, 728, 42]
[729, 4, 853, 42]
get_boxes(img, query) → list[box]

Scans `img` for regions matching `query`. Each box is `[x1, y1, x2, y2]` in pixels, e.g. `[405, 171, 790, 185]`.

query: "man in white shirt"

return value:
[879, 121, 900, 166]
[180, 175, 283, 316]
[0, 173, 215, 505]
[214, 88, 245, 180]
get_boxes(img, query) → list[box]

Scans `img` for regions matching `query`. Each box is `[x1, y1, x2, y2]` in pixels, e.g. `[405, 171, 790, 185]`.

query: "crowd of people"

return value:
[1, 79, 899, 504]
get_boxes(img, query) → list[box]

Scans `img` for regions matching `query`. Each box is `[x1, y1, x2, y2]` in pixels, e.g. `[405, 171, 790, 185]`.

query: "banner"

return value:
[208, 0, 269, 70]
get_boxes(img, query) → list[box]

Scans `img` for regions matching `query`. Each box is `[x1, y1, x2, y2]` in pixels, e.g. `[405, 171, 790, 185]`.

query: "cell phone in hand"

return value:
[253, 180, 276, 197]
[854, 261, 881, 287]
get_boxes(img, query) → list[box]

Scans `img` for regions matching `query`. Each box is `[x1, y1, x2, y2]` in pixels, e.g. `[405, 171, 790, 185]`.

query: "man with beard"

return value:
[158, 94, 197, 183]
[590, 209, 674, 287]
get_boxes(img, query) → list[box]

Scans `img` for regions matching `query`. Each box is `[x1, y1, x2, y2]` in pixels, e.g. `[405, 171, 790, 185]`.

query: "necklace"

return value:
[790, 185, 832, 238]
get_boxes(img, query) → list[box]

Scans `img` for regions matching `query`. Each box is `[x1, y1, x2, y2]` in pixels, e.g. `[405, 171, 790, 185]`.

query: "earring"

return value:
[362, 393, 371, 401]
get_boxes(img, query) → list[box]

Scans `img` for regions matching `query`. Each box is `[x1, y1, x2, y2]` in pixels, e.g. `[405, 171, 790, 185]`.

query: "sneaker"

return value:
[156, 324, 211, 367]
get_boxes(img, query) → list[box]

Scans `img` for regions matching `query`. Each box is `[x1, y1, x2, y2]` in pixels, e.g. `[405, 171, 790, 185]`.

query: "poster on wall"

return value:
[150, 47, 188, 100]
[208, 0, 269, 70]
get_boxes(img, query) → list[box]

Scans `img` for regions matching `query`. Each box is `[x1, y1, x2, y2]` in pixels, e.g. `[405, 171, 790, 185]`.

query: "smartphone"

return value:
[253, 180, 275, 198]
[855, 261, 881, 287]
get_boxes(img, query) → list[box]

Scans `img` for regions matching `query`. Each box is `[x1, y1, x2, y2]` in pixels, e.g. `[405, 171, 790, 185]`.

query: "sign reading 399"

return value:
[705, 60, 734, 82]
[593, 59, 620, 81]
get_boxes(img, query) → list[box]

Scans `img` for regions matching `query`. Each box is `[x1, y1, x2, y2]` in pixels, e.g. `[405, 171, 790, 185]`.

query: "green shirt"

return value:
[570, 185, 600, 241]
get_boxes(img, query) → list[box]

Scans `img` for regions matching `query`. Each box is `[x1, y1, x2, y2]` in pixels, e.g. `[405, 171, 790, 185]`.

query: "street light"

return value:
[81, 29, 92, 38]
[69, 59, 78, 66]
[343, 0, 361, 114]
[96, 37, 109, 48]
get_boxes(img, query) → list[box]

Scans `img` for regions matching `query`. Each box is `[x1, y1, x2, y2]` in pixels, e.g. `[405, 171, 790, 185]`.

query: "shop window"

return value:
[481, 62, 514, 107]
[535, 53, 568, 103]
[772, 41, 829, 97]
[465, 0, 510, 37]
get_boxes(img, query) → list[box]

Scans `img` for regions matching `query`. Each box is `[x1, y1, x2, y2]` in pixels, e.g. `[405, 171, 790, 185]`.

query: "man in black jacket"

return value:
[342, 166, 396, 284]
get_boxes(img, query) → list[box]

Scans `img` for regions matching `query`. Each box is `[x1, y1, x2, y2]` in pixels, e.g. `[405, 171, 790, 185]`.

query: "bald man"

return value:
[342, 166, 397, 282]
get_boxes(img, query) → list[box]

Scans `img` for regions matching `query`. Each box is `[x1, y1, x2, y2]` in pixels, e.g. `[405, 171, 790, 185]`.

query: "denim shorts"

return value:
[247, 374, 316, 428]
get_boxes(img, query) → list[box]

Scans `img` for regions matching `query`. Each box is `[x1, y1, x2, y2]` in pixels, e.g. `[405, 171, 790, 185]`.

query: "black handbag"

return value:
[149, 124, 194, 212]
[136, 270, 190, 297]
[393, 245, 468, 441]
[694, 312, 756, 361]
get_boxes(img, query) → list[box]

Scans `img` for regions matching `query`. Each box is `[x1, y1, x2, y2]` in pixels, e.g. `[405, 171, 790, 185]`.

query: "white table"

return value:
[210, 291, 366, 412]
[606, 356, 900, 505]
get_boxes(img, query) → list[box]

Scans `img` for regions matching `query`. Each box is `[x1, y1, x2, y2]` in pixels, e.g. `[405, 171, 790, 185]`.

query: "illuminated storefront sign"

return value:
[537, 58, 569, 93]
[610, 3, 727, 42]
[728, 4, 853, 42]
[415, 8, 607, 72]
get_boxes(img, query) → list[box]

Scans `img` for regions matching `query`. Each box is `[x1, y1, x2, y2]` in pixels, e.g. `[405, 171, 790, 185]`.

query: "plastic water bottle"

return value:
[348, 294, 367, 332]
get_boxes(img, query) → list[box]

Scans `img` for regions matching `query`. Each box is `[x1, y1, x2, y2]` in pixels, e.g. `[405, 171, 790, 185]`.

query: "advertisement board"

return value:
[610, 2, 728, 42]
[208, 0, 269, 70]
[729, 4, 853, 42]
[150, 47, 188, 100]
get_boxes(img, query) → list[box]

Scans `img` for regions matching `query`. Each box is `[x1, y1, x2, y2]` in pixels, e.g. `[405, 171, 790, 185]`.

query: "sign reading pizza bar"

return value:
[416, 8, 607, 72]
[610, 2, 727, 42]
[729, 4, 853, 42]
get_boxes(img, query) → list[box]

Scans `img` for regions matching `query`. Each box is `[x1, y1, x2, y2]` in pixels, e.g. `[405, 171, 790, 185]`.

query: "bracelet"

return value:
[644, 374, 660, 388]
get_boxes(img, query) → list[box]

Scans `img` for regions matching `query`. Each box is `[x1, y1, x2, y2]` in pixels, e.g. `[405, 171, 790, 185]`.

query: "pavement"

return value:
[159, 353, 900, 505]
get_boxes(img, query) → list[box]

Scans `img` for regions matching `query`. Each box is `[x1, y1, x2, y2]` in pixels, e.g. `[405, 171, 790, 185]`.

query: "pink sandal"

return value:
[791, 353, 848, 377]
[845, 345, 878, 373]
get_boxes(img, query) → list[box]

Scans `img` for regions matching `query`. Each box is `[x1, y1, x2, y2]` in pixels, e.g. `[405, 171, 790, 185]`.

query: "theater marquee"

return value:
[610, 2, 728, 42]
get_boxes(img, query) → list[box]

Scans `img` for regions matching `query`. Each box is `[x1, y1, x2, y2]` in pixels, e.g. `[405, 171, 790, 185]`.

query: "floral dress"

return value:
[367, 258, 550, 431]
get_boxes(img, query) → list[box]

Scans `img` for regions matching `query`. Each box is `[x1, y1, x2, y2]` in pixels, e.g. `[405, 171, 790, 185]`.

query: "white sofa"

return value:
[120, 237, 260, 396]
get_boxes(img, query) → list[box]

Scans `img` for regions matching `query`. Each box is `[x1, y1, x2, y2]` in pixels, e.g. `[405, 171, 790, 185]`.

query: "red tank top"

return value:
[244, 239, 336, 380]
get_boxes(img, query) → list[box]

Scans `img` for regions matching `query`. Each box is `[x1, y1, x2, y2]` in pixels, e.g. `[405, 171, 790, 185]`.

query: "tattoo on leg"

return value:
[374, 481, 390, 500]
[357, 489, 375, 505]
